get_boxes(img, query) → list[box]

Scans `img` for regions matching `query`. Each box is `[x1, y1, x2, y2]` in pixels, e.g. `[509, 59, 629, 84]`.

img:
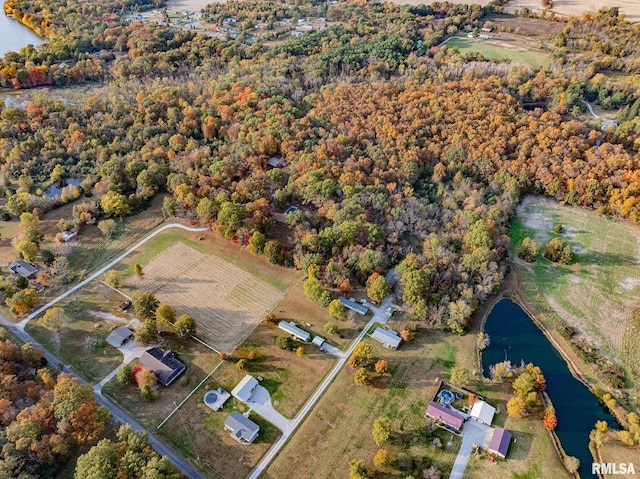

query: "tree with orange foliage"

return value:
[542, 405, 558, 431]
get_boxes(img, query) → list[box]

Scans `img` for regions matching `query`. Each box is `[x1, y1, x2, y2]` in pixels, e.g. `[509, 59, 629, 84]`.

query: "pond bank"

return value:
[481, 297, 617, 478]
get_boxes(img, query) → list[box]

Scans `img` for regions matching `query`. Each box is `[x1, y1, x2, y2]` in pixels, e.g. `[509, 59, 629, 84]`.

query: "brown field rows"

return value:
[132, 242, 283, 353]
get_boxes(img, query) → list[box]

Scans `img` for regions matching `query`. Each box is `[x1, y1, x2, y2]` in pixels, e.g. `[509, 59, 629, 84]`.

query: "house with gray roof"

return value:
[9, 260, 38, 279]
[278, 321, 310, 342]
[339, 297, 368, 316]
[138, 348, 185, 386]
[231, 375, 259, 403]
[370, 327, 402, 350]
[224, 411, 260, 444]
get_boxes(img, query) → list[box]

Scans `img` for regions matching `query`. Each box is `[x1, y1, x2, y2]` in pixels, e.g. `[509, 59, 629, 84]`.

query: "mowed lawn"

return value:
[446, 37, 550, 68]
[267, 330, 477, 479]
[25, 282, 126, 383]
[465, 382, 569, 478]
[510, 196, 640, 368]
[156, 361, 281, 479]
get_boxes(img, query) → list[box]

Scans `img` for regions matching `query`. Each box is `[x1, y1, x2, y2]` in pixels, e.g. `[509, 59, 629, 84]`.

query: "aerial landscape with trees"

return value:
[2, 0, 640, 476]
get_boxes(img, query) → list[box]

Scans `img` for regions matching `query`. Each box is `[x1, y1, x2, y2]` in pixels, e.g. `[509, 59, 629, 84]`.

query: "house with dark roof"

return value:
[488, 427, 512, 458]
[231, 375, 259, 403]
[425, 401, 465, 434]
[370, 327, 402, 350]
[138, 348, 186, 386]
[106, 326, 134, 348]
[9, 260, 38, 279]
[338, 297, 368, 316]
[224, 411, 260, 444]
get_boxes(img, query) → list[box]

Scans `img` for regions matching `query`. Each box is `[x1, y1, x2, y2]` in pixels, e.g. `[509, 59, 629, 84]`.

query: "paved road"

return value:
[247, 298, 392, 479]
[1, 223, 210, 479]
[18, 223, 209, 331]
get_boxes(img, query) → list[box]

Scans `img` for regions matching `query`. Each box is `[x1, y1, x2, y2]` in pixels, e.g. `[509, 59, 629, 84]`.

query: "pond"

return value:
[42, 178, 83, 199]
[482, 298, 617, 478]
[0, 11, 44, 58]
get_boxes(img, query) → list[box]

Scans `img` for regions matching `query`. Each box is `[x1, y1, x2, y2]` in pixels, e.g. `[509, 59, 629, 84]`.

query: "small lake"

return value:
[0, 10, 44, 58]
[482, 298, 617, 478]
[42, 178, 83, 199]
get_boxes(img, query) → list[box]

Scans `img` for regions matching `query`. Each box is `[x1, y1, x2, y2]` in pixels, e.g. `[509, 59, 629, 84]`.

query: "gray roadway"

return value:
[1, 224, 209, 479]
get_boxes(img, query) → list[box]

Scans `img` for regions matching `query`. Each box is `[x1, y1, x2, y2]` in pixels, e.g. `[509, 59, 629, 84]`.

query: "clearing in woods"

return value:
[445, 36, 551, 68]
[510, 196, 640, 391]
[129, 241, 284, 353]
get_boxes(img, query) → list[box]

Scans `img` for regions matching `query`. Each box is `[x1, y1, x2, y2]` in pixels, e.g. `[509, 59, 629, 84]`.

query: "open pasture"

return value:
[445, 36, 551, 68]
[131, 241, 284, 353]
[510, 196, 640, 367]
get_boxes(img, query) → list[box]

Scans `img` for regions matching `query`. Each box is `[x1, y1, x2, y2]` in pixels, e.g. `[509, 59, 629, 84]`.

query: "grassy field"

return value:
[595, 430, 640, 478]
[267, 324, 564, 478]
[446, 37, 551, 68]
[510, 196, 640, 369]
[25, 283, 125, 383]
[126, 240, 284, 353]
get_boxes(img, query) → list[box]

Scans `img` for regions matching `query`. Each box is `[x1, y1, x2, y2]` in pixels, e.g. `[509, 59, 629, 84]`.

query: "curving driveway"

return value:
[246, 385, 293, 433]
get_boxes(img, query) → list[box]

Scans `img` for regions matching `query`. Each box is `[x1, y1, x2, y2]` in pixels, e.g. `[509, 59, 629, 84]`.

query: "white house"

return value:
[370, 327, 402, 350]
[231, 375, 259, 403]
[278, 321, 311, 342]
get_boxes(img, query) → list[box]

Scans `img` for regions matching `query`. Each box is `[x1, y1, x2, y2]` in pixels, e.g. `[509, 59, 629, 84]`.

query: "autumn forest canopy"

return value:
[1, 0, 640, 335]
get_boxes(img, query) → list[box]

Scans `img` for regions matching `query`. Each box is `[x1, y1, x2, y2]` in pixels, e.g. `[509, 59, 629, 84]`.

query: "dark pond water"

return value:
[0, 11, 43, 58]
[482, 298, 617, 478]
[42, 178, 82, 199]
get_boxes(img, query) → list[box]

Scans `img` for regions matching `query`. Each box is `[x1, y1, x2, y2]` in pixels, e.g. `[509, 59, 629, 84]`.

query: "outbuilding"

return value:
[370, 327, 402, 350]
[488, 427, 512, 458]
[469, 400, 496, 426]
[231, 375, 259, 403]
[106, 326, 134, 348]
[312, 336, 325, 348]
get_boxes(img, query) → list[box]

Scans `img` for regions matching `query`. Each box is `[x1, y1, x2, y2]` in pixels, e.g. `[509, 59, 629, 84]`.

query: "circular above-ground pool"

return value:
[438, 389, 454, 405]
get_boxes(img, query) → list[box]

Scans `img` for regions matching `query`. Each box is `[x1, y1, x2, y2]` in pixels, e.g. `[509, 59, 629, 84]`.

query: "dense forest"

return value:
[1, 0, 640, 475]
[1, 0, 640, 331]
[0, 329, 108, 478]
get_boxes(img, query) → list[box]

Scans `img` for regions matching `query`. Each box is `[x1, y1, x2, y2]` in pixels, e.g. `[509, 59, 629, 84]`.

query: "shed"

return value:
[339, 297, 368, 316]
[61, 230, 78, 242]
[106, 326, 134, 348]
[231, 375, 259, 403]
[278, 321, 311, 342]
[469, 400, 495, 426]
[138, 348, 186, 386]
[384, 270, 398, 288]
[9, 260, 38, 279]
[425, 402, 465, 433]
[312, 336, 325, 347]
[370, 327, 402, 350]
[224, 411, 259, 444]
[488, 427, 512, 458]
[203, 387, 231, 411]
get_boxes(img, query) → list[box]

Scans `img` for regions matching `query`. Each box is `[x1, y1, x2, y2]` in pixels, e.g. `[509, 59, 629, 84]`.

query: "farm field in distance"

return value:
[510, 196, 640, 403]
[504, 0, 640, 24]
[445, 36, 551, 68]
